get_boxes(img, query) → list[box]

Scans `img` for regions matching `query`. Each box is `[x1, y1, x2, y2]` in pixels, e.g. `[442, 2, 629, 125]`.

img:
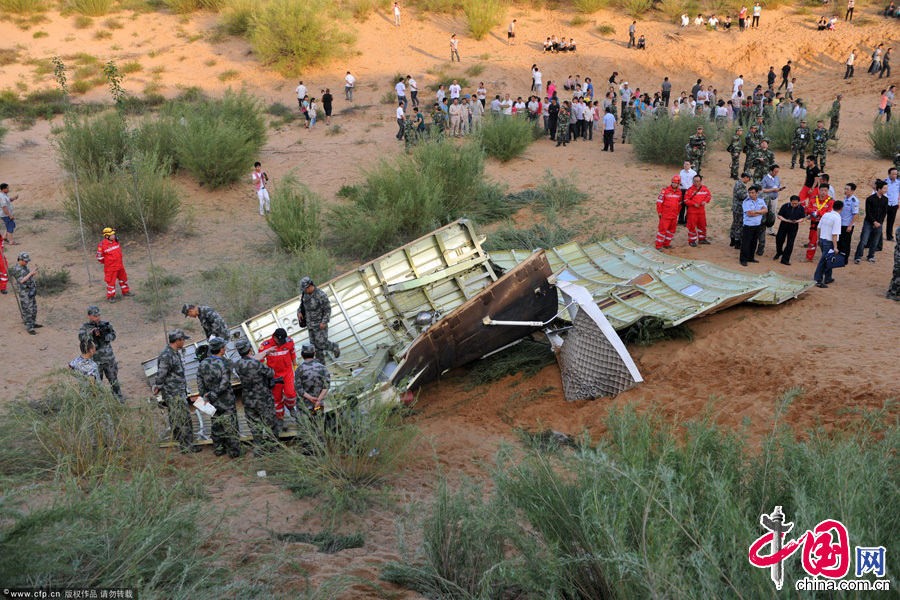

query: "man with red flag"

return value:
[96, 228, 133, 303]
[683, 174, 712, 246]
[656, 175, 682, 249]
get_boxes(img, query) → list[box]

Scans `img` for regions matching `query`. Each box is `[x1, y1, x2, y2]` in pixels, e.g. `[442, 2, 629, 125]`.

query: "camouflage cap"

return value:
[299, 276, 313, 290]
[181, 303, 193, 317]
[235, 338, 253, 355]
[168, 329, 190, 343]
[87, 305, 101, 316]
[300, 343, 316, 356]
[17, 252, 30, 262]
[207, 336, 226, 353]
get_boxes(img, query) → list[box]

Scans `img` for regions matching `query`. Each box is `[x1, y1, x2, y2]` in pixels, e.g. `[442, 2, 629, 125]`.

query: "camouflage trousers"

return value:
[812, 149, 827, 171]
[19, 293, 36, 330]
[888, 238, 900, 298]
[210, 407, 241, 457]
[791, 146, 807, 167]
[96, 359, 122, 399]
[730, 152, 741, 179]
[622, 123, 630, 143]
[731, 202, 744, 243]
[309, 324, 338, 364]
[244, 400, 277, 450]
[166, 396, 195, 450]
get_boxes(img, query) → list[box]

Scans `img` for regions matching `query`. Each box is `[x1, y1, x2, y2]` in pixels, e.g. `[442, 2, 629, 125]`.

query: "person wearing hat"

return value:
[727, 126, 744, 180]
[152, 329, 201, 453]
[828, 94, 842, 138]
[731, 172, 753, 248]
[297, 277, 340, 363]
[685, 126, 707, 175]
[656, 176, 682, 250]
[790, 119, 810, 169]
[182, 303, 229, 341]
[78, 305, 121, 399]
[740, 185, 768, 266]
[750, 139, 775, 185]
[9, 252, 39, 334]
[259, 327, 300, 426]
[742, 124, 761, 174]
[96, 228, 132, 303]
[294, 344, 330, 412]
[197, 336, 241, 458]
[232, 338, 279, 450]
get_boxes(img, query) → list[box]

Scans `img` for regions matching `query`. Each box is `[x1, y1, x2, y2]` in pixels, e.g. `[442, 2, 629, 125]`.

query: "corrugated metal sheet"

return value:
[489, 236, 814, 329]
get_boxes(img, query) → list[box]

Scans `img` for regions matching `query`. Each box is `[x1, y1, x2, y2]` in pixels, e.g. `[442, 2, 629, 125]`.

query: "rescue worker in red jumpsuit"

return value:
[656, 175, 682, 249]
[96, 227, 133, 303]
[0, 237, 8, 294]
[259, 328, 300, 426]
[683, 173, 712, 246]
[804, 186, 834, 261]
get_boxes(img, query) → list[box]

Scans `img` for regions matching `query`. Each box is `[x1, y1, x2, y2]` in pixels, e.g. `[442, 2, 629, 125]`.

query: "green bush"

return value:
[477, 115, 539, 162]
[631, 115, 717, 166]
[463, 0, 504, 41]
[0, 88, 67, 126]
[0, 0, 44, 13]
[35, 268, 72, 295]
[248, 0, 356, 76]
[328, 139, 507, 259]
[171, 89, 267, 188]
[481, 219, 577, 251]
[343, 0, 388, 19]
[870, 119, 900, 160]
[137, 266, 182, 321]
[270, 247, 334, 302]
[134, 116, 180, 172]
[198, 0, 223, 9]
[200, 263, 270, 323]
[597, 23, 615, 35]
[573, 0, 609, 12]
[219, 0, 257, 34]
[616, 0, 653, 17]
[71, 0, 112, 15]
[63, 153, 182, 234]
[54, 111, 128, 176]
[163, 0, 200, 12]
[508, 169, 588, 213]
[413, 0, 457, 12]
[265, 174, 323, 253]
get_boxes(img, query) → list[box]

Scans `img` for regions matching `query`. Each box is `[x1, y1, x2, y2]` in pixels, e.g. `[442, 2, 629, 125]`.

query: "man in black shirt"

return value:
[321, 89, 333, 125]
[691, 79, 702, 101]
[773, 195, 806, 265]
[767, 66, 777, 88]
[779, 61, 792, 90]
[800, 155, 820, 204]
[854, 180, 889, 264]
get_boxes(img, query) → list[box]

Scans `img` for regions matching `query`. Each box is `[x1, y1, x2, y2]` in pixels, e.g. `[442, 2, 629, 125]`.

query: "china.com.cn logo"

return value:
[748, 506, 890, 592]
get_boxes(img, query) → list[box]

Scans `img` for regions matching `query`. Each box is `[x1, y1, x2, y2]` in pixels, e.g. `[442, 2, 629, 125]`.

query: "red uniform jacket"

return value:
[683, 185, 711, 212]
[96, 238, 124, 271]
[805, 188, 834, 223]
[657, 186, 682, 219]
[260, 336, 296, 374]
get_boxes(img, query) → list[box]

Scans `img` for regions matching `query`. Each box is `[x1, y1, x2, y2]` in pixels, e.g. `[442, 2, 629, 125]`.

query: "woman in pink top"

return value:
[547, 81, 557, 99]
[878, 89, 889, 121]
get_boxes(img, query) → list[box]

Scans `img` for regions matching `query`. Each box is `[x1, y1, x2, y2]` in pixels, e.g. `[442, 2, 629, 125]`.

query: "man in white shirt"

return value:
[678, 161, 697, 225]
[395, 102, 405, 140]
[448, 98, 462, 137]
[845, 50, 856, 79]
[469, 94, 484, 129]
[620, 82, 632, 114]
[533, 68, 542, 95]
[885, 167, 900, 241]
[602, 108, 616, 152]
[393, 1, 401, 27]
[501, 94, 513, 116]
[792, 101, 807, 122]
[733, 76, 744, 94]
[295, 81, 307, 109]
[449, 80, 461, 100]
[814, 200, 843, 287]
[490, 95, 502, 116]
[395, 78, 407, 110]
[681, 13, 689, 27]
[345, 72, 355, 101]
[407, 75, 418, 107]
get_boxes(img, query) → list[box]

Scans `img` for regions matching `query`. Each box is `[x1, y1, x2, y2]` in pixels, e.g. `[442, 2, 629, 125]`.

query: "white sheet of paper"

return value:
[193, 398, 217, 416]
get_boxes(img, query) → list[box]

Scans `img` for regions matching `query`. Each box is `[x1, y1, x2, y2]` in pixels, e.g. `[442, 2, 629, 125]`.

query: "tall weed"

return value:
[616, 0, 653, 17]
[631, 115, 718, 166]
[463, 0, 504, 41]
[71, 0, 112, 15]
[265, 173, 323, 253]
[0, 0, 44, 12]
[477, 115, 539, 162]
[573, 0, 609, 12]
[200, 263, 270, 324]
[220, 0, 257, 33]
[870, 119, 900, 160]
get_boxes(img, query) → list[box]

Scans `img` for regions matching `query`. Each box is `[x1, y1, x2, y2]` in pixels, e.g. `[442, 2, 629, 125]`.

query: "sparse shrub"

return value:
[32, 30, 48, 37]
[344, 0, 388, 19]
[573, 0, 608, 12]
[463, 340, 555, 389]
[620, 316, 694, 346]
[137, 266, 182, 320]
[248, 0, 356, 76]
[413, 0, 456, 12]
[103, 16, 123, 27]
[217, 68, 239, 82]
[219, 0, 257, 34]
[73, 14, 92, 26]
[326, 124, 343, 136]
[270, 247, 334, 303]
[69, 79, 92, 94]
[0, 0, 44, 13]
[571, 15, 588, 25]
[465, 63, 485, 77]
[0, 50, 18, 66]
[509, 169, 588, 213]
[477, 114, 538, 161]
[198, 0, 223, 9]
[72, 0, 112, 15]
[597, 23, 615, 34]
[200, 263, 269, 323]
[329, 139, 506, 258]
[265, 173, 323, 253]
[657, 0, 686, 22]
[631, 115, 717, 165]
[121, 60, 142, 73]
[463, 0, 504, 41]
[92, 29, 112, 39]
[870, 119, 900, 159]
[482, 219, 577, 251]
[63, 154, 182, 234]
[35, 268, 71, 295]
[163, 0, 200, 11]
[616, 0, 653, 17]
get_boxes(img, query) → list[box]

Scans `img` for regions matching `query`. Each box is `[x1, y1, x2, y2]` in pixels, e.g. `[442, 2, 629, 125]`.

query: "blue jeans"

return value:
[814, 239, 835, 282]
[398, 95, 408, 110]
[854, 220, 882, 261]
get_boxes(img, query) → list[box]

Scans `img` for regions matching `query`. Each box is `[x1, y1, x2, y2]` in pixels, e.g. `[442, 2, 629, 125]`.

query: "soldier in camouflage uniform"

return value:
[232, 338, 279, 451]
[811, 120, 830, 170]
[621, 99, 636, 144]
[742, 124, 761, 173]
[727, 127, 743, 180]
[298, 276, 340, 363]
[751, 139, 775, 184]
[685, 126, 708, 174]
[152, 329, 201, 453]
[403, 113, 417, 153]
[182, 303, 229, 340]
[556, 102, 571, 147]
[431, 104, 446, 138]
[10, 252, 39, 335]
[790, 119, 810, 169]
[79, 305, 122, 399]
[731, 173, 752, 248]
[828, 94, 842, 138]
[887, 227, 900, 301]
[762, 101, 775, 127]
[197, 336, 241, 458]
[294, 344, 331, 412]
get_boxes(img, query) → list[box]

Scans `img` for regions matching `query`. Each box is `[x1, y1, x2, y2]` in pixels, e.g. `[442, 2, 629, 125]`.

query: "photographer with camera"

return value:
[9, 252, 40, 335]
[232, 338, 279, 452]
[79, 305, 122, 400]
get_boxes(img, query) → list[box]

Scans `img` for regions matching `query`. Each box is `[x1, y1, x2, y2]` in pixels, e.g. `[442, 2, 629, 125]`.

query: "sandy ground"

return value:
[1, 3, 899, 596]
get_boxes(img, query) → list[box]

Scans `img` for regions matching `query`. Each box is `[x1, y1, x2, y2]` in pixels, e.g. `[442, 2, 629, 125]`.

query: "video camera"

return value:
[91, 320, 113, 343]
